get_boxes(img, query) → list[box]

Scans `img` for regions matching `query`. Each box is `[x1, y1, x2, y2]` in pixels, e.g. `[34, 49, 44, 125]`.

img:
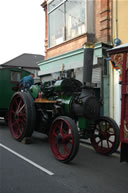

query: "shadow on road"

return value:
[0, 119, 8, 129]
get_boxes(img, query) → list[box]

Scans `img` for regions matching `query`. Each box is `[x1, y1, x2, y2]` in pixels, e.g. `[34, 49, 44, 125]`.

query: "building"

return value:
[1, 53, 44, 78]
[39, 0, 113, 116]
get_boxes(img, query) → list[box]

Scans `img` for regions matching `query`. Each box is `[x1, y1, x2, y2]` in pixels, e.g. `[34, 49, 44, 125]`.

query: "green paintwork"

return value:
[78, 117, 88, 130]
[29, 85, 41, 99]
[61, 96, 72, 115]
[0, 67, 30, 116]
[38, 48, 84, 75]
[54, 80, 63, 92]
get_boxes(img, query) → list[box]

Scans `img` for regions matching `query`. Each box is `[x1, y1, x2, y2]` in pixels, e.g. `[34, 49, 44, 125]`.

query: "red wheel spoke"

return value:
[18, 104, 25, 113]
[60, 121, 64, 136]
[10, 110, 16, 115]
[53, 129, 57, 137]
[64, 133, 71, 139]
[15, 127, 20, 135]
[91, 117, 120, 155]
[100, 140, 103, 147]
[95, 139, 101, 145]
[16, 99, 22, 113]
[63, 144, 70, 154]
[109, 133, 115, 136]
[107, 140, 110, 148]
[19, 113, 26, 117]
[49, 117, 79, 162]
[19, 119, 25, 127]
[9, 93, 28, 140]
[12, 121, 17, 127]
[108, 139, 114, 144]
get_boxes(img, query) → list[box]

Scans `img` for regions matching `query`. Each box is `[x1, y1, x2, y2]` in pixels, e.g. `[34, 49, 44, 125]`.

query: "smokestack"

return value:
[83, 48, 94, 84]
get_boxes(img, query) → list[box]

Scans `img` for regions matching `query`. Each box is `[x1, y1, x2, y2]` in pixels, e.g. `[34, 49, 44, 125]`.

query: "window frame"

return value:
[47, 0, 88, 48]
[10, 71, 21, 83]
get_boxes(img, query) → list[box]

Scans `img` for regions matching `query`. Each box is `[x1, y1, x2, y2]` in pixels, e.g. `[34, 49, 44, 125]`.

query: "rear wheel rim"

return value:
[50, 119, 74, 161]
[9, 94, 26, 139]
[91, 119, 117, 154]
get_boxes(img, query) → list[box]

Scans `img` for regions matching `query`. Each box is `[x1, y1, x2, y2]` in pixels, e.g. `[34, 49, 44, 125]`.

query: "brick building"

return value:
[39, 0, 113, 116]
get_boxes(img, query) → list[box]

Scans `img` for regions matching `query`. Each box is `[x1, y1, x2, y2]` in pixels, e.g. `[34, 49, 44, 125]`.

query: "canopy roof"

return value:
[108, 43, 128, 55]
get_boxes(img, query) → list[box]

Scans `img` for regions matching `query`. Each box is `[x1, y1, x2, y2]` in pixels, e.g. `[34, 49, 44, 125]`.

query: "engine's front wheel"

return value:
[90, 116, 120, 155]
[49, 116, 79, 163]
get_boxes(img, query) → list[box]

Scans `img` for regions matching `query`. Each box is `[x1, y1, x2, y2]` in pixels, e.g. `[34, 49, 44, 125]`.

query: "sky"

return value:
[0, 0, 45, 64]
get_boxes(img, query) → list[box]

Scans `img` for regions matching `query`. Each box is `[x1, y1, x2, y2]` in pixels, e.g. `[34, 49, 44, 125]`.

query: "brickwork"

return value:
[95, 0, 101, 41]
[100, 0, 112, 42]
[41, 0, 112, 59]
[45, 34, 87, 59]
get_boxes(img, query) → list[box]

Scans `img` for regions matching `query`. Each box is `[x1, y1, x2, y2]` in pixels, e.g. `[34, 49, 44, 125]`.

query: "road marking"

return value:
[0, 143, 54, 176]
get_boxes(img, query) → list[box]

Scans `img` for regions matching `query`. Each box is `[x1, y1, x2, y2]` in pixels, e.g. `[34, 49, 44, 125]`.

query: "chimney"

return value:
[83, 48, 94, 85]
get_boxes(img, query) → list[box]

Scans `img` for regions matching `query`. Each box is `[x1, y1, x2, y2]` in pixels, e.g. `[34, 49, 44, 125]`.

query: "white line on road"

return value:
[0, 143, 54, 176]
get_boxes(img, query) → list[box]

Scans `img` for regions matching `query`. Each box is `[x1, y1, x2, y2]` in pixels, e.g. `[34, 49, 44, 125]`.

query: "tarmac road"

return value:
[0, 119, 128, 193]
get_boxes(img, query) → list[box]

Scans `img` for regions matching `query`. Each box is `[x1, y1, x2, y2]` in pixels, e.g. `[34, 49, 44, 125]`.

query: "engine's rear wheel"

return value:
[8, 92, 35, 141]
[49, 116, 79, 163]
[90, 116, 120, 155]
[25, 92, 36, 134]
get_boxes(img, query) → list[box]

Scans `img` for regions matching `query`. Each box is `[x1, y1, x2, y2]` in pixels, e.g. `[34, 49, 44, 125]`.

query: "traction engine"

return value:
[8, 48, 120, 163]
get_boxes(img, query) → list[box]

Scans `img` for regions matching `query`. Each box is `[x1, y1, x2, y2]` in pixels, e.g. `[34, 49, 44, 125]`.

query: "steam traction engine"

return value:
[8, 48, 120, 163]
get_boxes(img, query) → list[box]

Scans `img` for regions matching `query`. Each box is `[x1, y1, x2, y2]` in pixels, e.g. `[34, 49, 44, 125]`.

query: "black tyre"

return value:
[49, 116, 79, 163]
[8, 92, 34, 141]
[90, 116, 120, 155]
[25, 92, 36, 135]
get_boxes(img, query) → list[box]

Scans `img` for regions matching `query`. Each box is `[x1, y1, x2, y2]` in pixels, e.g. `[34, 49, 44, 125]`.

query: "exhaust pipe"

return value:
[83, 48, 94, 85]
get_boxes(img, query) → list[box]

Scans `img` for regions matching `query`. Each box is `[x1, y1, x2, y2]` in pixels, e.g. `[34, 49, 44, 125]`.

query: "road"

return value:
[0, 119, 128, 193]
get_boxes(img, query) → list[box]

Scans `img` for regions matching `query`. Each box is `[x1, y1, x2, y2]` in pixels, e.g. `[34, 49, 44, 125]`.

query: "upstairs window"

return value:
[48, 0, 91, 48]
[66, 0, 86, 40]
[49, 3, 65, 47]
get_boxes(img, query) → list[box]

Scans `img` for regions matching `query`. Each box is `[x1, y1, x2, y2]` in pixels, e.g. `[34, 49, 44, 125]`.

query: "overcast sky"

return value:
[0, 0, 45, 64]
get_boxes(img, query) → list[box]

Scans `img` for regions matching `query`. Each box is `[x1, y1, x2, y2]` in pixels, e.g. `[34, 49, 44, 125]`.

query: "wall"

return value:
[113, 0, 128, 44]
[46, 34, 87, 59]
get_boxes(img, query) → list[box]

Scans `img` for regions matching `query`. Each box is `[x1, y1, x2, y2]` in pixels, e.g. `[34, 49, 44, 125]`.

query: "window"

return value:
[49, 4, 65, 47]
[11, 71, 21, 82]
[48, 0, 88, 47]
[66, 0, 86, 40]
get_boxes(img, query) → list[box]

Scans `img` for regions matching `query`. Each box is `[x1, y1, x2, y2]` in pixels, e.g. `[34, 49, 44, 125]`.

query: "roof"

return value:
[1, 53, 44, 70]
[107, 43, 128, 55]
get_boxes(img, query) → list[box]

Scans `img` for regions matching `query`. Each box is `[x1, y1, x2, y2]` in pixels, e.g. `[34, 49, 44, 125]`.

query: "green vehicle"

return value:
[0, 67, 30, 120]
